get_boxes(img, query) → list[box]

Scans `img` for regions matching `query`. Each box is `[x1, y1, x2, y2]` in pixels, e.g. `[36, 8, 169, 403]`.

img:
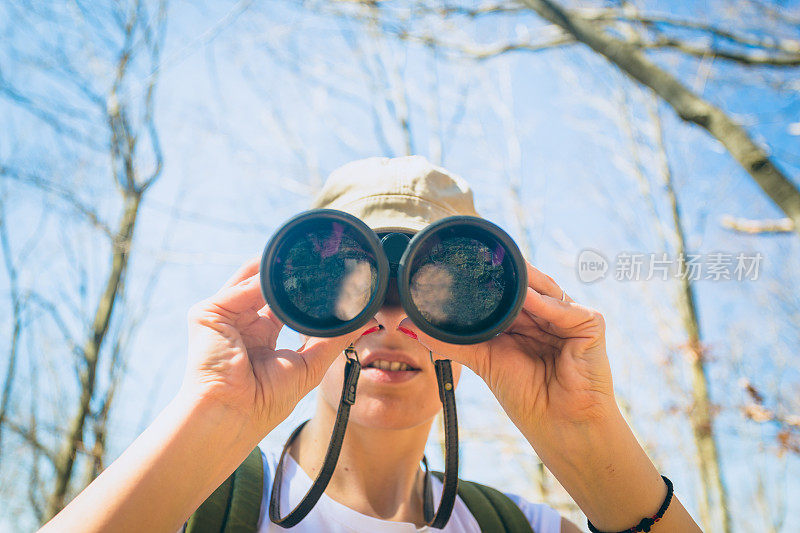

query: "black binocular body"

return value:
[259, 209, 527, 345]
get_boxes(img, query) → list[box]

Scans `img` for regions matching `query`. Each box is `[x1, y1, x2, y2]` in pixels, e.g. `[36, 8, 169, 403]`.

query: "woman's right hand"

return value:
[182, 256, 378, 437]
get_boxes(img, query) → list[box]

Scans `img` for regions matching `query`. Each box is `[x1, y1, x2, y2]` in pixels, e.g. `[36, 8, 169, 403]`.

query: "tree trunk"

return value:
[521, 0, 800, 239]
[45, 192, 141, 519]
[0, 291, 21, 454]
[651, 99, 731, 533]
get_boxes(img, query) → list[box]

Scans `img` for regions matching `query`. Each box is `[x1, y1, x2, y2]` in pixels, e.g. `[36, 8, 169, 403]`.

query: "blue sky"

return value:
[2, 1, 799, 531]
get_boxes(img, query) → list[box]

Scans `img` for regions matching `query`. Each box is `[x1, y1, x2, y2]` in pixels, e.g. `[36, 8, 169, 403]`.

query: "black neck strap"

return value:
[269, 346, 459, 529]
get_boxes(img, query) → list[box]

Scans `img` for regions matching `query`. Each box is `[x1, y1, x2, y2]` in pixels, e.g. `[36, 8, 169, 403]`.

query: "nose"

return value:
[371, 305, 417, 340]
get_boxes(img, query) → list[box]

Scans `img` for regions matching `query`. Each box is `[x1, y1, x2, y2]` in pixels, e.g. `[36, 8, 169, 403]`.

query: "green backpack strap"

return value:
[431, 471, 535, 533]
[184, 452, 534, 533]
[186, 446, 264, 533]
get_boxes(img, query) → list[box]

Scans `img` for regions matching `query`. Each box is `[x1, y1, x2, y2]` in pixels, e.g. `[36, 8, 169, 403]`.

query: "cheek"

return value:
[450, 361, 463, 386]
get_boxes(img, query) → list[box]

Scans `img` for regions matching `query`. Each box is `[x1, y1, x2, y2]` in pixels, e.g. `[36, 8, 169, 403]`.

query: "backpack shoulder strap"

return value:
[431, 471, 535, 533]
[186, 446, 264, 533]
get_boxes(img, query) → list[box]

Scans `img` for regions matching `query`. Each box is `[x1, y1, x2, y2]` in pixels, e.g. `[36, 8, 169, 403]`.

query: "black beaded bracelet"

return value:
[587, 475, 673, 533]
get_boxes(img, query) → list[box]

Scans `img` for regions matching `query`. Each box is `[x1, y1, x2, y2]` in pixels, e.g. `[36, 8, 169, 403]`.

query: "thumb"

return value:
[398, 318, 486, 370]
[297, 319, 380, 383]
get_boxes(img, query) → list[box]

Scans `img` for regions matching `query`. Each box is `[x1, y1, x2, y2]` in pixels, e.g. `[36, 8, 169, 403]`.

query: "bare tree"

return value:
[642, 94, 730, 532]
[0, 0, 168, 525]
[519, 0, 800, 238]
[0, 192, 25, 454]
[363, 0, 800, 237]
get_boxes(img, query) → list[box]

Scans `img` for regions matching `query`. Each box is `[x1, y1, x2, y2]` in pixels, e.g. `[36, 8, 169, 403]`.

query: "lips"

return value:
[361, 365, 420, 384]
[361, 351, 421, 370]
[360, 350, 423, 384]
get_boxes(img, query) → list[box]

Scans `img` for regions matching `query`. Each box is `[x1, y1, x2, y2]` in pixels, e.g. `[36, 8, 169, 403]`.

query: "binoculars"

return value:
[259, 209, 527, 345]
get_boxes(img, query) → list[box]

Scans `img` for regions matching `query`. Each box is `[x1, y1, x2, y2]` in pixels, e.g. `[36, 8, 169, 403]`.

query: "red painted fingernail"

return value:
[361, 325, 381, 336]
[398, 326, 417, 340]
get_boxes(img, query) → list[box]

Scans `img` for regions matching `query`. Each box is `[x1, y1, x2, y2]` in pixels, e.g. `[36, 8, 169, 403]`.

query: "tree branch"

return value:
[26, 292, 85, 364]
[0, 197, 23, 457]
[1, 418, 57, 465]
[588, 10, 800, 57]
[0, 166, 114, 238]
[411, 3, 800, 66]
[395, 31, 575, 60]
[638, 36, 800, 67]
[520, 0, 800, 238]
[721, 215, 794, 234]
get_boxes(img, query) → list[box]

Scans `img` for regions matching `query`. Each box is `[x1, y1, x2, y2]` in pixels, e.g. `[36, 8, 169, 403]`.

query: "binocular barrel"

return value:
[260, 209, 527, 345]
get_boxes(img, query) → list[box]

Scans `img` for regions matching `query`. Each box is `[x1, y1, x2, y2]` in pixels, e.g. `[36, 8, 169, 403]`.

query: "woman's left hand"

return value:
[403, 262, 703, 533]
[399, 261, 617, 442]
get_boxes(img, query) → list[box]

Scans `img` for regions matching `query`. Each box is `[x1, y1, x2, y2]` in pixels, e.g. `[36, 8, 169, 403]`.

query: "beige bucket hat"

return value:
[310, 155, 481, 233]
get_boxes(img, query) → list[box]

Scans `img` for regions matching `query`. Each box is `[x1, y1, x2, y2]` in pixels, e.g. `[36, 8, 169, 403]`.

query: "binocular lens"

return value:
[406, 230, 512, 335]
[262, 209, 525, 343]
[271, 219, 379, 327]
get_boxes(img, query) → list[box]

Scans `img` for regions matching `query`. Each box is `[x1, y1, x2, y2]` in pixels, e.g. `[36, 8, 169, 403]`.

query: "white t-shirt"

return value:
[257, 448, 562, 532]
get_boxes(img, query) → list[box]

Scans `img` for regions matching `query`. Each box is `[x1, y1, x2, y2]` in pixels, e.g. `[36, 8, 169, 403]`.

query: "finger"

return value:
[525, 261, 573, 302]
[258, 306, 285, 349]
[396, 318, 488, 369]
[297, 319, 381, 380]
[504, 305, 565, 350]
[240, 306, 285, 350]
[211, 273, 266, 315]
[522, 286, 593, 335]
[222, 256, 262, 289]
[505, 319, 566, 352]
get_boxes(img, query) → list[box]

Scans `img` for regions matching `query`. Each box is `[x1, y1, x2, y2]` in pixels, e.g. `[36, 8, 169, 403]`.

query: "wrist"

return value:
[527, 397, 623, 453]
[519, 395, 621, 455]
[174, 386, 264, 446]
[526, 406, 666, 531]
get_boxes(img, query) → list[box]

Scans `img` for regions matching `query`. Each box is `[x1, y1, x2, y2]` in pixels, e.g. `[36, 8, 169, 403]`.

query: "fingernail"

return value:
[398, 326, 417, 340]
[361, 325, 382, 336]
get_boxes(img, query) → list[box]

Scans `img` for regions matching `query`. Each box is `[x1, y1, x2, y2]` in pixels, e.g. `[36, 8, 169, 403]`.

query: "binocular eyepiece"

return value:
[260, 209, 527, 345]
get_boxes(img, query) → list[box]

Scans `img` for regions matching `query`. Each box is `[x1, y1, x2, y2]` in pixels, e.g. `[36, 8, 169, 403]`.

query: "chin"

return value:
[322, 378, 441, 431]
[348, 397, 439, 430]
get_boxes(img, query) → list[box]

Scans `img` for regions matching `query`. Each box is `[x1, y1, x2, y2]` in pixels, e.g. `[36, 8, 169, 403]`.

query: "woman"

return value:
[41, 156, 701, 532]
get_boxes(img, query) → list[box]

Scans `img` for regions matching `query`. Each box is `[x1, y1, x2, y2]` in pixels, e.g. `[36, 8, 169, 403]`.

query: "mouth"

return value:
[360, 352, 422, 384]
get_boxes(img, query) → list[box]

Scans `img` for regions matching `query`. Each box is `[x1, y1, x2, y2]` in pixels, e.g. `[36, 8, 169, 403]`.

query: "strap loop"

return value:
[268, 351, 360, 528]
[269, 346, 460, 530]
[429, 359, 459, 528]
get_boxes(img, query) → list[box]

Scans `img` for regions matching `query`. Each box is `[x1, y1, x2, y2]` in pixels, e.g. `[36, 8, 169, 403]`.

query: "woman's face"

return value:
[309, 303, 462, 431]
